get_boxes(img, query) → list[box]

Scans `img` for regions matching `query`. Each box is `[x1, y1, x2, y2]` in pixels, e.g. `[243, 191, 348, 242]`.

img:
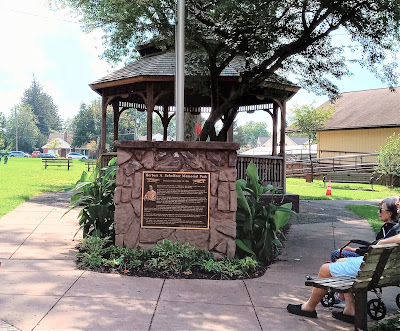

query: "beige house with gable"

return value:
[317, 87, 400, 160]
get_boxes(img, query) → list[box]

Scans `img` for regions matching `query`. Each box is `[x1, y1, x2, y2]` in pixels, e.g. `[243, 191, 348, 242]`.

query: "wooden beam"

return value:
[146, 83, 154, 141]
[112, 100, 120, 151]
[280, 99, 287, 193]
[272, 103, 278, 156]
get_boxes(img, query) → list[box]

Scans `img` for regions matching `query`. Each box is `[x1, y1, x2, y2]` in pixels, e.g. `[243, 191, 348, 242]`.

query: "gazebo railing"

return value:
[236, 155, 284, 189]
[100, 152, 117, 168]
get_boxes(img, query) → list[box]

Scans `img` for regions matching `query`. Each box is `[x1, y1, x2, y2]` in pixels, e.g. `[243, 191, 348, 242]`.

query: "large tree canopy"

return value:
[54, 0, 400, 141]
[21, 77, 62, 142]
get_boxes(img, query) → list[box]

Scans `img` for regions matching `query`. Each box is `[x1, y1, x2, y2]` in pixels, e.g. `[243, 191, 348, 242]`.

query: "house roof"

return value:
[319, 87, 400, 130]
[48, 132, 73, 145]
[42, 137, 71, 149]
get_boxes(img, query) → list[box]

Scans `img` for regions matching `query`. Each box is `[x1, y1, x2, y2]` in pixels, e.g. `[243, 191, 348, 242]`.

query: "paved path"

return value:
[0, 195, 398, 330]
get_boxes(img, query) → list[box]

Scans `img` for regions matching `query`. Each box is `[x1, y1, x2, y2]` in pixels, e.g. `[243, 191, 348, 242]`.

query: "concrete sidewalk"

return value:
[0, 194, 398, 330]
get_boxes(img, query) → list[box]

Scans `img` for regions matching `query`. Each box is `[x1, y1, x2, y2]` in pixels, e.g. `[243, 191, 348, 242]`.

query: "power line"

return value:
[1, 7, 80, 24]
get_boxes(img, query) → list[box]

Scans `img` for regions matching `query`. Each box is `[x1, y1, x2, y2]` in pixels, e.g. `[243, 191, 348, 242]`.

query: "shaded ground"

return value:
[294, 199, 380, 224]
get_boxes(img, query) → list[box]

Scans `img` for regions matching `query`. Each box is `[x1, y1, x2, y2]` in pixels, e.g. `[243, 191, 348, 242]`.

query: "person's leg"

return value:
[301, 263, 331, 311]
[331, 249, 360, 262]
[342, 293, 355, 315]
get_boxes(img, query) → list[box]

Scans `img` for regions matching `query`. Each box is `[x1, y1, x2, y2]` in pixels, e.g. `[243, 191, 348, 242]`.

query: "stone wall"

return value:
[113, 141, 240, 258]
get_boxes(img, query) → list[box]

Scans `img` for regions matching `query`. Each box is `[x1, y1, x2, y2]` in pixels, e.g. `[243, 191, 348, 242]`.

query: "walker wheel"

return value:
[396, 294, 400, 309]
[321, 292, 335, 307]
[367, 298, 386, 320]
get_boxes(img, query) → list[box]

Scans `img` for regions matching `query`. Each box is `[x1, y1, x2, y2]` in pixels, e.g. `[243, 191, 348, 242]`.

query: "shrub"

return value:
[236, 162, 296, 265]
[76, 237, 260, 280]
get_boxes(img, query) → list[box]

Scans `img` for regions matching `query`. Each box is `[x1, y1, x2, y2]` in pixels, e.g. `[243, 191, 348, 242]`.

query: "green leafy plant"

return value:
[236, 162, 296, 265]
[75, 237, 259, 279]
[69, 157, 118, 240]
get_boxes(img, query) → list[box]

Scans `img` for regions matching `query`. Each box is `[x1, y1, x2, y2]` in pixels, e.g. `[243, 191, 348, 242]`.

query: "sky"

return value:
[0, 0, 396, 131]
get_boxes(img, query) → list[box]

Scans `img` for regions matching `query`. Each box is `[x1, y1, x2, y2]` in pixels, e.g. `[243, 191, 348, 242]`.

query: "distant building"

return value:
[42, 137, 71, 157]
[317, 87, 400, 159]
[240, 135, 315, 159]
[138, 133, 174, 141]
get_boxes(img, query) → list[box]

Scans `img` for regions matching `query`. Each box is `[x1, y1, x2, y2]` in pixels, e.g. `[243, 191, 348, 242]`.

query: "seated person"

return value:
[287, 231, 400, 324]
[331, 197, 399, 262]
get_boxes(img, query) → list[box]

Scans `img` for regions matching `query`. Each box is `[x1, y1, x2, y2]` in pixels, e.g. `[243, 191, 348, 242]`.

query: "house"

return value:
[240, 135, 315, 159]
[42, 132, 91, 157]
[42, 137, 71, 157]
[317, 87, 400, 160]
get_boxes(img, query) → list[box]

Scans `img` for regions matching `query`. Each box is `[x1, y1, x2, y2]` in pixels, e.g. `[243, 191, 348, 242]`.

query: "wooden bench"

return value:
[323, 172, 374, 189]
[42, 158, 72, 170]
[84, 159, 96, 171]
[305, 243, 400, 330]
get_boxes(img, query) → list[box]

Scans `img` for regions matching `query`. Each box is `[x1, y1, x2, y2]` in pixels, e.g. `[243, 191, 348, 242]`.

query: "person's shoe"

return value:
[332, 310, 355, 324]
[305, 275, 316, 280]
[287, 304, 317, 318]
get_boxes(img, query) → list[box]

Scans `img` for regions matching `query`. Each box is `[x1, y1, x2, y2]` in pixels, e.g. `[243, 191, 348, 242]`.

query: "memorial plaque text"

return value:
[141, 171, 210, 229]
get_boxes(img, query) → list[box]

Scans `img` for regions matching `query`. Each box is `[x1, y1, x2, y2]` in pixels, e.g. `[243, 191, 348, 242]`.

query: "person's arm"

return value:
[376, 233, 400, 245]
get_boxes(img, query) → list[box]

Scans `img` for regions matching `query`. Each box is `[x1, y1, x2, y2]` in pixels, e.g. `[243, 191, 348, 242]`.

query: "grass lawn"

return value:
[346, 204, 382, 234]
[286, 177, 400, 200]
[0, 157, 88, 217]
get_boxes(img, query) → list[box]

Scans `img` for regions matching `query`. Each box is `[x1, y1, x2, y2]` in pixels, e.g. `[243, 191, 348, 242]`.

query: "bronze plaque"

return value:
[141, 171, 210, 229]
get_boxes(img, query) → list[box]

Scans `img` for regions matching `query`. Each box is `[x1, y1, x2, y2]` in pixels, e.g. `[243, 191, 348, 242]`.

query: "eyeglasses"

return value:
[379, 208, 386, 213]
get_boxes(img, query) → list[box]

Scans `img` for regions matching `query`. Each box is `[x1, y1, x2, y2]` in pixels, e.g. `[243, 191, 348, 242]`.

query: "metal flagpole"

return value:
[175, 0, 185, 141]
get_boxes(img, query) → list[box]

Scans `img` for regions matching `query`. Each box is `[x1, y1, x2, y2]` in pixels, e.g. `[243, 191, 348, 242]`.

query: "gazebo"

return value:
[89, 43, 300, 190]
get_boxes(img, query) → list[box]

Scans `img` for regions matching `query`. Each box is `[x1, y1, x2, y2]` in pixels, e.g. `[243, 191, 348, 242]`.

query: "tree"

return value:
[0, 112, 6, 150]
[72, 101, 101, 148]
[290, 103, 334, 180]
[46, 138, 62, 156]
[374, 133, 400, 188]
[5, 105, 41, 152]
[21, 77, 62, 142]
[53, 0, 400, 141]
[234, 121, 270, 149]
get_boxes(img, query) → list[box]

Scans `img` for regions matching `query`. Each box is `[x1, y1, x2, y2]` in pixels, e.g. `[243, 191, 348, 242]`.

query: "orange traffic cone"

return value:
[326, 179, 332, 196]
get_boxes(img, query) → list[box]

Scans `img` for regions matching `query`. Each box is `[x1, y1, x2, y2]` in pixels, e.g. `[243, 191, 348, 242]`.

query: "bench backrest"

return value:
[327, 172, 372, 182]
[353, 243, 400, 291]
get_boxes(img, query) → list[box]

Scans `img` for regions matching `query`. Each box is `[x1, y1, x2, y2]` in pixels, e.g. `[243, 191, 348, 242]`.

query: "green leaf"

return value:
[235, 239, 256, 257]
[274, 203, 293, 230]
[236, 181, 251, 216]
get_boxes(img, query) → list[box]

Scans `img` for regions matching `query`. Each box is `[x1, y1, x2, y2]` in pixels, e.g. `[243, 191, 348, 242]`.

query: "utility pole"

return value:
[14, 106, 18, 150]
[175, 0, 185, 141]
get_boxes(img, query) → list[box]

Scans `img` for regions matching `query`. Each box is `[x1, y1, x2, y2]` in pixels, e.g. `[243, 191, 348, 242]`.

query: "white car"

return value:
[67, 152, 88, 159]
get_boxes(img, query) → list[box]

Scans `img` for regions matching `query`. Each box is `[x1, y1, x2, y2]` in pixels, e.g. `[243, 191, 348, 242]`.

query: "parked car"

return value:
[37, 153, 57, 158]
[9, 151, 27, 157]
[23, 152, 32, 157]
[31, 151, 41, 157]
[67, 152, 88, 159]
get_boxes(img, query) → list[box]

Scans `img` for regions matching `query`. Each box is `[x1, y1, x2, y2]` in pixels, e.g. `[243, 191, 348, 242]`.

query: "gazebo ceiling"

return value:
[89, 49, 300, 109]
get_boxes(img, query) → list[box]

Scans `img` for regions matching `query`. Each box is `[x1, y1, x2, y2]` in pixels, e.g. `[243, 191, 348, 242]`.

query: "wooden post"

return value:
[280, 99, 286, 192]
[354, 291, 368, 331]
[272, 103, 278, 156]
[112, 100, 120, 151]
[163, 105, 168, 141]
[146, 83, 154, 141]
[101, 96, 108, 153]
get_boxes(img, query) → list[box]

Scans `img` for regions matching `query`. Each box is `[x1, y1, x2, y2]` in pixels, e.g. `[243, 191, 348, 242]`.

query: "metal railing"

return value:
[236, 155, 284, 188]
[287, 152, 378, 177]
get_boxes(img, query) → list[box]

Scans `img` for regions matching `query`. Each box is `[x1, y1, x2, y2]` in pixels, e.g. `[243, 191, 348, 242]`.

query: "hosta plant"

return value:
[236, 162, 296, 265]
[69, 157, 118, 241]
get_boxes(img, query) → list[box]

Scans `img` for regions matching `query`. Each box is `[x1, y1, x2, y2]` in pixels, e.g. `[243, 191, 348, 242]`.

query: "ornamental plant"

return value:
[236, 162, 296, 265]
[69, 157, 118, 241]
